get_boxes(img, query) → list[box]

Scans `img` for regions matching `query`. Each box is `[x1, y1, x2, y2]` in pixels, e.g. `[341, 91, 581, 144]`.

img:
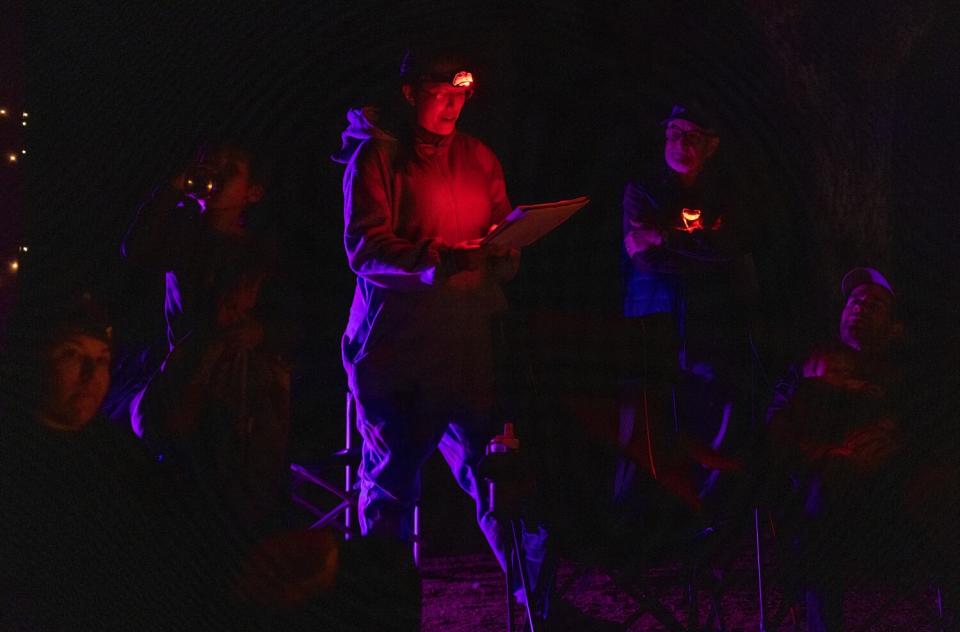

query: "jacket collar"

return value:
[414, 126, 454, 159]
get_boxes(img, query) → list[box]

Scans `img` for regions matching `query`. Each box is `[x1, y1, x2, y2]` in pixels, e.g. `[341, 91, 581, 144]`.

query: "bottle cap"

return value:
[494, 422, 520, 450]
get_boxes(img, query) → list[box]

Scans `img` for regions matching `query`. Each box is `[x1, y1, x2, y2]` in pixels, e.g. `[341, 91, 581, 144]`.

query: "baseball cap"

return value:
[841, 267, 894, 298]
[40, 290, 114, 347]
[662, 102, 718, 134]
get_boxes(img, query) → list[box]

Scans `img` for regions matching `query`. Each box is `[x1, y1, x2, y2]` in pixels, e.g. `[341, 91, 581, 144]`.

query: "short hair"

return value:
[197, 139, 273, 190]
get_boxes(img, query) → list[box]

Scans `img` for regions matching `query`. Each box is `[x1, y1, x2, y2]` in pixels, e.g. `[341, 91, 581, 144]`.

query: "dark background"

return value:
[4, 1, 960, 551]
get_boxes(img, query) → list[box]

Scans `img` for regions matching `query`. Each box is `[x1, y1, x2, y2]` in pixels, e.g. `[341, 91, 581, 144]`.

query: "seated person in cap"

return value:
[765, 267, 912, 631]
[616, 101, 758, 520]
[0, 291, 172, 630]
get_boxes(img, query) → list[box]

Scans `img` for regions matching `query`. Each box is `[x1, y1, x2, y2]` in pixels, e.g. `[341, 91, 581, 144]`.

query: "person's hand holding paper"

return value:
[450, 195, 587, 281]
[449, 238, 486, 272]
[481, 196, 589, 249]
[448, 233, 520, 281]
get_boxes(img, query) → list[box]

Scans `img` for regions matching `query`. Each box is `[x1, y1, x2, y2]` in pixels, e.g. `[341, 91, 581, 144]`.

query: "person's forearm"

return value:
[346, 228, 451, 290]
[122, 187, 194, 271]
[343, 149, 454, 290]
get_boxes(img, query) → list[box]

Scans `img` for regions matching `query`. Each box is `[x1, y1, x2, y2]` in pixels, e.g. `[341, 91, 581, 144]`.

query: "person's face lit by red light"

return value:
[664, 118, 719, 181]
[38, 334, 111, 431]
[403, 81, 472, 136]
[840, 283, 900, 352]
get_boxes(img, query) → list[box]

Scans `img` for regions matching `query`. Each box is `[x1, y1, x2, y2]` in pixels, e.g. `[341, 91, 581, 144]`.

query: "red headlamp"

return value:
[418, 69, 475, 89]
[451, 71, 474, 88]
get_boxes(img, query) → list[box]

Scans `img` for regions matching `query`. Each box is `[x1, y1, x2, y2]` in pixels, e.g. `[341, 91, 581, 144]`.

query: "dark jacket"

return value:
[0, 416, 172, 630]
[622, 166, 754, 324]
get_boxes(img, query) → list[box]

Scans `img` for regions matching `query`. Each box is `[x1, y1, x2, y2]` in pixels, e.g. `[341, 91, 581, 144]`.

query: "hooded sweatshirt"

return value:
[336, 107, 512, 407]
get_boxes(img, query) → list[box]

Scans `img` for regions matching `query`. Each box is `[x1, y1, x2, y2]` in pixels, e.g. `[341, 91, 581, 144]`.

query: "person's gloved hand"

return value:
[450, 238, 486, 272]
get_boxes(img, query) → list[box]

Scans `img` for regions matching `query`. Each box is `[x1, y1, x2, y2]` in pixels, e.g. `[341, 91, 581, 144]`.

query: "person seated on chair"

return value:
[0, 289, 172, 630]
[765, 267, 913, 631]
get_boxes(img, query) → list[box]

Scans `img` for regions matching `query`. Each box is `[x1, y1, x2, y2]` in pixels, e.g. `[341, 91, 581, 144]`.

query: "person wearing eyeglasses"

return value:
[615, 102, 759, 529]
[332, 44, 552, 623]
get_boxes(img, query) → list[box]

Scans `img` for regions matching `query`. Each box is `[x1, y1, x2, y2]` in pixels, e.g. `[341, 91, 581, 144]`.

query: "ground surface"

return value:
[420, 551, 944, 631]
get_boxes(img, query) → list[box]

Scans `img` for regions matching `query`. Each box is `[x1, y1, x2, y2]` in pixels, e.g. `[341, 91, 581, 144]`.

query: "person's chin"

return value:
[70, 396, 101, 421]
[436, 120, 457, 135]
[846, 319, 870, 335]
[47, 411, 94, 431]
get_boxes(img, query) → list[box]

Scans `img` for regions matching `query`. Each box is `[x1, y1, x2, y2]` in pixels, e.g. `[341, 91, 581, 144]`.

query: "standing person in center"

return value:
[335, 44, 550, 614]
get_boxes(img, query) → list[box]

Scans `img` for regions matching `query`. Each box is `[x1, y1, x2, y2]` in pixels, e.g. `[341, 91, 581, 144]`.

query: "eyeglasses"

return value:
[419, 85, 474, 102]
[665, 125, 715, 144]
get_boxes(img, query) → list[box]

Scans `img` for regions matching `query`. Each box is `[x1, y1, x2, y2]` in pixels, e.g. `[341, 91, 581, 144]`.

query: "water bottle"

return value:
[484, 423, 522, 517]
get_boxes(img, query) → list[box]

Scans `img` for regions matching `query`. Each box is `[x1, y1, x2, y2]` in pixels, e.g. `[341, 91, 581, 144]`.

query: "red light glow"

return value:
[680, 207, 704, 232]
[452, 71, 474, 88]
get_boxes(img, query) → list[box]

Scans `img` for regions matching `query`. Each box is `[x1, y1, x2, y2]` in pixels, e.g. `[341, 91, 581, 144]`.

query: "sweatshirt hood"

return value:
[331, 106, 397, 165]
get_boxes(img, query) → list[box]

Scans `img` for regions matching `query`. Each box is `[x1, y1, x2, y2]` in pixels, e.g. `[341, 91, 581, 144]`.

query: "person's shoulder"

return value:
[350, 136, 399, 170]
[625, 164, 668, 195]
[452, 132, 499, 159]
[355, 136, 396, 159]
[87, 418, 163, 481]
[623, 170, 665, 209]
[452, 130, 484, 146]
[800, 339, 852, 377]
[0, 412, 37, 467]
[86, 417, 148, 453]
[624, 177, 650, 196]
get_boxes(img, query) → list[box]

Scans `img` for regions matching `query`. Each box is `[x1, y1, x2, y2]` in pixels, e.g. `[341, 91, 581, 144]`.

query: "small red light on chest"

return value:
[681, 208, 703, 232]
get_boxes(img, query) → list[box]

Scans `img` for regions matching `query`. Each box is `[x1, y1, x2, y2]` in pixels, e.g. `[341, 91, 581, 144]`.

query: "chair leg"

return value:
[345, 390, 356, 539]
[413, 504, 421, 568]
[705, 568, 728, 632]
[755, 507, 767, 632]
[684, 563, 699, 629]
[614, 573, 687, 632]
